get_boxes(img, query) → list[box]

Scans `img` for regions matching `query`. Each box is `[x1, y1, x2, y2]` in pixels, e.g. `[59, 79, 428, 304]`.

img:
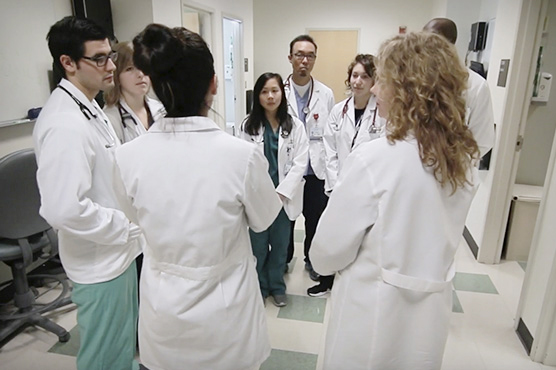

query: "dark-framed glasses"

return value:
[81, 51, 118, 67]
[293, 52, 316, 61]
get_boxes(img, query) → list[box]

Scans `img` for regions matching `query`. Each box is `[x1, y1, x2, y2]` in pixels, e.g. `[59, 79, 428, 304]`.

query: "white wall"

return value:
[431, 0, 448, 17]
[111, 0, 154, 42]
[446, 0, 484, 60]
[0, 0, 72, 188]
[0, 0, 72, 123]
[253, 0, 437, 83]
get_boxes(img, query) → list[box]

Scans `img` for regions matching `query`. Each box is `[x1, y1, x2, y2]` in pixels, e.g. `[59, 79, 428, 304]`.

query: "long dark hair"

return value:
[133, 24, 214, 117]
[244, 73, 292, 136]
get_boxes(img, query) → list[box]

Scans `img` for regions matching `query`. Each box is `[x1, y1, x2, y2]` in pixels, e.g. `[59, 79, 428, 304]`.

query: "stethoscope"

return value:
[118, 101, 157, 129]
[118, 104, 138, 129]
[285, 75, 314, 115]
[343, 97, 379, 149]
[58, 85, 116, 148]
[250, 125, 292, 144]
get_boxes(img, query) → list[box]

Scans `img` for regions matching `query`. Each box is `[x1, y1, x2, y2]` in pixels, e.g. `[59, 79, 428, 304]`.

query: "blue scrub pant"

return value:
[250, 208, 291, 297]
[72, 262, 139, 370]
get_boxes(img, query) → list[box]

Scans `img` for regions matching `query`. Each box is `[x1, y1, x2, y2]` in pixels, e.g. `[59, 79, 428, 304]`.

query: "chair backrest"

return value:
[0, 148, 51, 239]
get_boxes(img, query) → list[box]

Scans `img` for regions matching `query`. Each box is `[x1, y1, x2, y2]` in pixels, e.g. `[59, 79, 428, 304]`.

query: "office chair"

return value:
[0, 149, 72, 344]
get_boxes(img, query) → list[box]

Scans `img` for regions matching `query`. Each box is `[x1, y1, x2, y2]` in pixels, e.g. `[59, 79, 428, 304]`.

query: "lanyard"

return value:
[351, 108, 377, 149]
[58, 85, 116, 148]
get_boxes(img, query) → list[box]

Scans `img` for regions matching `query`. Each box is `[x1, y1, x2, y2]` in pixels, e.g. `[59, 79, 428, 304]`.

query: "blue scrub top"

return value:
[263, 120, 279, 188]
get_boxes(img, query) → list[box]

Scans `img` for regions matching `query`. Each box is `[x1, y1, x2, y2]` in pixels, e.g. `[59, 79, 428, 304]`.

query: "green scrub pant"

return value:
[72, 261, 139, 370]
[249, 208, 291, 297]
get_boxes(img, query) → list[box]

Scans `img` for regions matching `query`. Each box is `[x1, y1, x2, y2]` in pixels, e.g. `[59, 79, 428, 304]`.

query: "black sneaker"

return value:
[307, 282, 331, 297]
[309, 268, 320, 281]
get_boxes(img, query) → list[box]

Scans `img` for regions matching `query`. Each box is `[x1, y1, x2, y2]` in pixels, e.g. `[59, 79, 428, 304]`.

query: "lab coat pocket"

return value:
[284, 177, 305, 221]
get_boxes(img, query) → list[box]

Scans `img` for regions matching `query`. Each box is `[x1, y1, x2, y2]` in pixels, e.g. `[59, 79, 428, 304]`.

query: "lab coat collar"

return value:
[148, 116, 221, 133]
[345, 95, 378, 124]
[58, 78, 101, 114]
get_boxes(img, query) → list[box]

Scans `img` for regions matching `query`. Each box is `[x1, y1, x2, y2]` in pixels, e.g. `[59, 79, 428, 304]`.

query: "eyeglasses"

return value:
[81, 51, 118, 67]
[293, 52, 316, 61]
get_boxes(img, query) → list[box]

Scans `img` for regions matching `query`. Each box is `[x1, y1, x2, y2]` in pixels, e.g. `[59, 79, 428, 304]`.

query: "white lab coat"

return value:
[310, 136, 478, 370]
[285, 77, 335, 180]
[323, 95, 385, 193]
[113, 116, 282, 370]
[104, 97, 165, 143]
[33, 78, 141, 284]
[237, 116, 309, 220]
[466, 69, 495, 157]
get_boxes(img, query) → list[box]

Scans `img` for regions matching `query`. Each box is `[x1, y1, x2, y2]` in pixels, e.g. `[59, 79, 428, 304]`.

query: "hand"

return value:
[128, 223, 142, 241]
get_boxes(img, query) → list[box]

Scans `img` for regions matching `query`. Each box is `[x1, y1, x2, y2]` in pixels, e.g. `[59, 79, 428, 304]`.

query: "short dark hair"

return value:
[133, 24, 215, 117]
[346, 54, 376, 89]
[289, 35, 317, 55]
[423, 18, 458, 44]
[244, 73, 292, 137]
[47, 16, 109, 79]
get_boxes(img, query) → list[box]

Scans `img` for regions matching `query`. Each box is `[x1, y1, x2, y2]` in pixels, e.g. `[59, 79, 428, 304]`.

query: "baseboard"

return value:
[516, 317, 534, 355]
[463, 226, 479, 259]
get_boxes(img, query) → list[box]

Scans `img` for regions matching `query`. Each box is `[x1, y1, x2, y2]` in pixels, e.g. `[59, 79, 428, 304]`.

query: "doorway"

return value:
[308, 30, 359, 103]
[222, 17, 244, 135]
[181, 3, 212, 46]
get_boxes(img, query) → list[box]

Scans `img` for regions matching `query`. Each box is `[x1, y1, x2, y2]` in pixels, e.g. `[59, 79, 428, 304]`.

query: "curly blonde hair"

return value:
[376, 32, 479, 193]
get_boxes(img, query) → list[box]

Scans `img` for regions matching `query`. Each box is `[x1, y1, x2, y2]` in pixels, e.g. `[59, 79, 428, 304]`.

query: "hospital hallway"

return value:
[1, 216, 556, 370]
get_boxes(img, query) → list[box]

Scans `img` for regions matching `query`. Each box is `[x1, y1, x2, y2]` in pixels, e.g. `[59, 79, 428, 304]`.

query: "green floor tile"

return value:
[453, 272, 498, 294]
[48, 325, 80, 357]
[452, 290, 463, 313]
[277, 294, 326, 323]
[294, 229, 304, 243]
[261, 349, 317, 370]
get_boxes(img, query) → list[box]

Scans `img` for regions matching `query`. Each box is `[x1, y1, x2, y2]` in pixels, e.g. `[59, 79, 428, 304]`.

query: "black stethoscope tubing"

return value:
[118, 103, 138, 129]
[58, 85, 116, 148]
[285, 75, 314, 115]
[344, 98, 378, 149]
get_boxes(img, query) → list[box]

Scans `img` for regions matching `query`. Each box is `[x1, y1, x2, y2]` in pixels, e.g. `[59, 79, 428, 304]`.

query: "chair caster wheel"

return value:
[59, 332, 71, 342]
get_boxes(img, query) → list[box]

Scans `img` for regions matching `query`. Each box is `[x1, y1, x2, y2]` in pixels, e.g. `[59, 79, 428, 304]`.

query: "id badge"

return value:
[310, 125, 323, 140]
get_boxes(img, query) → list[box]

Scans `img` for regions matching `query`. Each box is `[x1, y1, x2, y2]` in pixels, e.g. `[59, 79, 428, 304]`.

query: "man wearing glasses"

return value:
[34, 16, 142, 370]
[284, 35, 335, 284]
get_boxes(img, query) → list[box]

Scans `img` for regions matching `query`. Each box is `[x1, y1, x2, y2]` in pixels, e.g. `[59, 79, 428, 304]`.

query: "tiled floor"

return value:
[1, 218, 555, 370]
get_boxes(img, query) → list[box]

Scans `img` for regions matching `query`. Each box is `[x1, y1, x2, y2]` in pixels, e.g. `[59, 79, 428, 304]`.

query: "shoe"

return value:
[272, 294, 288, 307]
[309, 268, 320, 282]
[307, 282, 331, 297]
